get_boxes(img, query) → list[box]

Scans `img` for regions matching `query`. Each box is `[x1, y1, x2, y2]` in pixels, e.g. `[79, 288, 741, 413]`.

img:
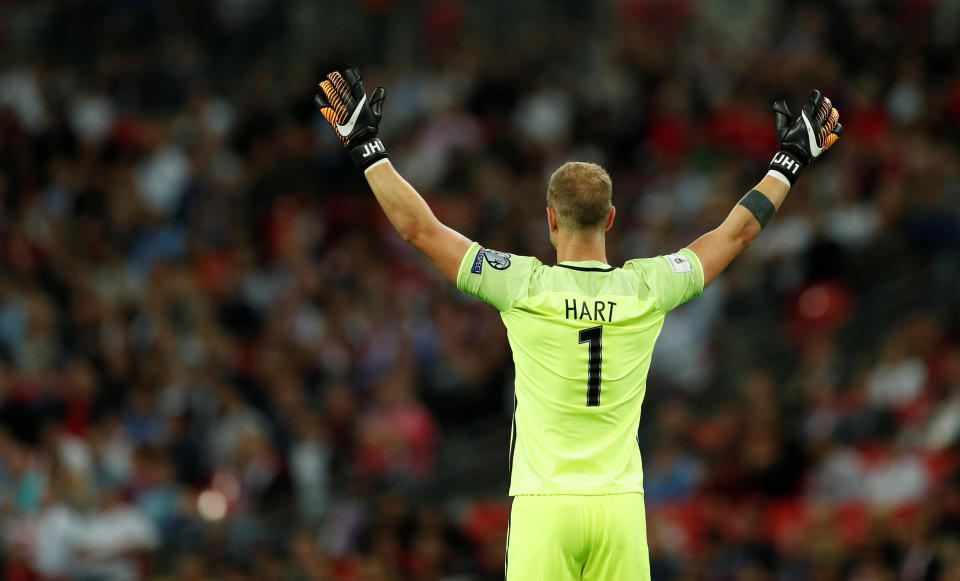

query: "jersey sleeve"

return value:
[456, 242, 540, 311]
[625, 248, 705, 312]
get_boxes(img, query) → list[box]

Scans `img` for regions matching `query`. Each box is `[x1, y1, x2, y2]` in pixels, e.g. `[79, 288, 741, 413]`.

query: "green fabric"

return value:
[457, 242, 704, 495]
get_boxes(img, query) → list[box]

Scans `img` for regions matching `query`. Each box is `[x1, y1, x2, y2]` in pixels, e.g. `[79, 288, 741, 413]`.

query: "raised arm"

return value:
[689, 90, 842, 288]
[315, 67, 470, 282]
[688, 175, 787, 287]
[363, 161, 471, 282]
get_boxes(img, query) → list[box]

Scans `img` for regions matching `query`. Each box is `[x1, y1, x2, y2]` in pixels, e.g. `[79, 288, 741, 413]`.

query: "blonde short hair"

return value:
[546, 162, 613, 230]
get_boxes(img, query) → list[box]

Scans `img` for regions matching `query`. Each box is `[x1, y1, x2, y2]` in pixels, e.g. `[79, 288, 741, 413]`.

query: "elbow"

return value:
[399, 225, 419, 244]
[397, 219, 425, 245]
[397, 214, 440, 249]
[734, 233, 754, 252]
[736, 221, 762, 249]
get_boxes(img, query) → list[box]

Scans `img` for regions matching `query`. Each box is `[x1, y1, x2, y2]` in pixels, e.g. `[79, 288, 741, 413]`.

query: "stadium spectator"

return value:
[0, 0, 958, 578]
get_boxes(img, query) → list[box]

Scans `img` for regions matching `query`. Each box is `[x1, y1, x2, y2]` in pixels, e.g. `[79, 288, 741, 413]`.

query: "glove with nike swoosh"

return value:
[315, 67, 388, 170]
[768, 89, 843, 186]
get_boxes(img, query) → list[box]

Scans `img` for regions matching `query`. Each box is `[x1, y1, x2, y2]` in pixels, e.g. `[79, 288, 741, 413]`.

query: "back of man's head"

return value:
[546, 162, 613, 230]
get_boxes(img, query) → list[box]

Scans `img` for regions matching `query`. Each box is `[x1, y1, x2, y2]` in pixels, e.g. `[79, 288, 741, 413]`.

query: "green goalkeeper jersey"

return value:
[456, 242, 704, 495]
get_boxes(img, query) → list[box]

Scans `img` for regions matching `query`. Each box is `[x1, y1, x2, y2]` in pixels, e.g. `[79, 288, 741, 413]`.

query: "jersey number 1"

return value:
[579, 326, 602, 406]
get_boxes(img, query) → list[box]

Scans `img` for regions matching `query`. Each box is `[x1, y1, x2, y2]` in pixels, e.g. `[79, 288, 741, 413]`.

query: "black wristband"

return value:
[738, 189, 776, 228]
[349, 137, 389, 170]
[768, 150, 805, 186]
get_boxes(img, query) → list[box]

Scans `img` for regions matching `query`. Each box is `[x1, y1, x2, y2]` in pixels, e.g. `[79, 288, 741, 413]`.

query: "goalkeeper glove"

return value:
[315, 67, 388, 170]
[768, 89, 842, 186]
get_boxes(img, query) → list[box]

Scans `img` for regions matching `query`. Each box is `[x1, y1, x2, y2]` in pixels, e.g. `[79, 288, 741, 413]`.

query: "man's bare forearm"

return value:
[363, 160, 471, 282]
[726, 174, 791, 244]
[364, 160, 438, 242]
[688, 175, 789, 287]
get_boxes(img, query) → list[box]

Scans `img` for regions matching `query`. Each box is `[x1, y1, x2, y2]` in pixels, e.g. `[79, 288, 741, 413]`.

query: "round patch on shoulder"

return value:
[483, 249, 512, 270]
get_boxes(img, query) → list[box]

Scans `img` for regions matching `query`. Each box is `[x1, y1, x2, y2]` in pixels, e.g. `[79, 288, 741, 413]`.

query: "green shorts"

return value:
[505, 493, 650, 581]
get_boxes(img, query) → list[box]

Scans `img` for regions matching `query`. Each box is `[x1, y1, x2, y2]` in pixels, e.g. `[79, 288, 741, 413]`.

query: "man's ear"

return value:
[547, 207, 560, 232]
[605, 206, 616, 231]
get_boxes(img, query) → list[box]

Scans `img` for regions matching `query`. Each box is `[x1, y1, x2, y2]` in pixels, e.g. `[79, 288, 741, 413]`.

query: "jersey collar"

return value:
[556, 260, 615, 272]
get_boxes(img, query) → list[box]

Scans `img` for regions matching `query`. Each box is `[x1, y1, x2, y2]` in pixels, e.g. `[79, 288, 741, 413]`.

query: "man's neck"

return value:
[555, 231, 608, 264]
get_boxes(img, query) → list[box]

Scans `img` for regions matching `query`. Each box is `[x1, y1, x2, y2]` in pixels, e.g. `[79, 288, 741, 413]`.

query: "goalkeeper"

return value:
[316, 67, 841, 580]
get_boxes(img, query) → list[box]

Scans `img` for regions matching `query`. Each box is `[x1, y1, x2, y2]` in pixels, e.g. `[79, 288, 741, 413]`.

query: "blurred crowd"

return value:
[1, 0, 960, 579]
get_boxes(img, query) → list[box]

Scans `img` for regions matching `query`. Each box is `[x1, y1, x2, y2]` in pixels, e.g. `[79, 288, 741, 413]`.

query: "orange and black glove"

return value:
[768, 89, 842, 186]
[315, 67, 388, 170]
